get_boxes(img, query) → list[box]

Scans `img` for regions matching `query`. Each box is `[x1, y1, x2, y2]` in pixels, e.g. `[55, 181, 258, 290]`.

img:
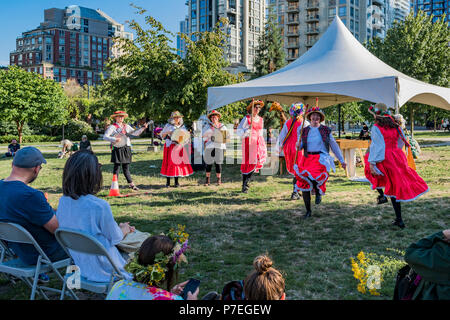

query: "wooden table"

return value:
[336, 139, 370, 178]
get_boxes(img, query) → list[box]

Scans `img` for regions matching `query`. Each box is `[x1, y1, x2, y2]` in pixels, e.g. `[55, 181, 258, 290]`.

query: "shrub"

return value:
[54, 119, 99, 141]
[0, 135, 61, 144]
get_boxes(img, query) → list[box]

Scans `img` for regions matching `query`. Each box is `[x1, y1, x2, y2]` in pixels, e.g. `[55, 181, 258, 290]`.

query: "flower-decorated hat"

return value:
[207, 109, 222, 120]
[125, 225, 190, 287]
[289, 102, 305, 118]
[367, 103, 394, 118]
[305, 106, 325, 122]
[110, 110, 129, 119]
[246, 100, 265, 113]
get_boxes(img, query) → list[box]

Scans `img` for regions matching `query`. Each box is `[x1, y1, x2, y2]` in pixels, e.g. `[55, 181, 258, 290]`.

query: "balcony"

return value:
[287, 41, 299, 48]
[227, 7, 237, 14]
[306, 1, 319, 10]
[286, 29, 299, 36]
[287, 3, 299, 12]
[306, 14, 320, 22]
[306, 28, 320, 35]
[287, 16, 300, 25]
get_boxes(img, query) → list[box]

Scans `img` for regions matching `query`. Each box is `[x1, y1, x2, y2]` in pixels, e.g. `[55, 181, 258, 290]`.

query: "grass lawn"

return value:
[0, 142, 448, 300]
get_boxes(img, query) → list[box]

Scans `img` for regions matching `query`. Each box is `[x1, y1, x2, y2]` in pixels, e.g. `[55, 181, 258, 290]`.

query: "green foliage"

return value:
[323, 102, 366, 127]
[55, 119, 98, 141]
[0, 135, 61, 144]
[0, 121, 35, 136]
[103, 6, 243, 126]
[0, 66, 69, 143]
[253, 10, 286, 77]
[365, 11, 450, 130]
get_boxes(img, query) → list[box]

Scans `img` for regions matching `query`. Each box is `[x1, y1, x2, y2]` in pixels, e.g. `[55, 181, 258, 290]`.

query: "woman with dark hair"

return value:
[56, 150, 135, 282]
[365, 103, 429, 228]
[106, 227, 198, 300]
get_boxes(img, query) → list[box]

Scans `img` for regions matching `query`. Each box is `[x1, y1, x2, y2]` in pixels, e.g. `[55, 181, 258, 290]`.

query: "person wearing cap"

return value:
[202, 110, 228, 186]
[294, 106, 347, 219]
[0, 147, 68, 265]
[365, 103, 428, 229]
[160, 111, 193, 187]
[237, 100, 267, 193]
[104, 111, 148, 191]
[79, 134, 92, 152]
[277, 103, 309, 200]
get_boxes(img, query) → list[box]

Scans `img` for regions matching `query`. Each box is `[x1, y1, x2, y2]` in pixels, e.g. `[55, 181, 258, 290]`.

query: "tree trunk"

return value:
[410, 106, 414, 138]
[433, 111, 437, 132]
[16, 121, 23, 144]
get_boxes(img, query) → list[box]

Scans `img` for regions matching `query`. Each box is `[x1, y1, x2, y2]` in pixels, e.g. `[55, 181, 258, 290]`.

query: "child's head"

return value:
[244, 255, 285, 300]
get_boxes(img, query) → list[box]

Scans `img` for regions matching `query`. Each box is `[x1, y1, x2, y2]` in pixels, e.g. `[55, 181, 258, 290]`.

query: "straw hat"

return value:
[207, 109, 222, 120]
[246, 100, 265, 113]
[305, 106, 325, 122]
[110, 110, 129, 119]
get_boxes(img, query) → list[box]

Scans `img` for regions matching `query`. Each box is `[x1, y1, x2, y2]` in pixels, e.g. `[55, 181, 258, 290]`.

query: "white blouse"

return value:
[237, 116, 264, 138]
[161, 123, 188, 147]
[368, 125, 406, 164]
[202, 124, 228, 150]
[104, 123, 145, 147]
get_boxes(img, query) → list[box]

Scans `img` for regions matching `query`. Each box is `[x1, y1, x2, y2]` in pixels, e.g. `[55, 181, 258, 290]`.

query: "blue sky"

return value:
[0, 0, 187, 66]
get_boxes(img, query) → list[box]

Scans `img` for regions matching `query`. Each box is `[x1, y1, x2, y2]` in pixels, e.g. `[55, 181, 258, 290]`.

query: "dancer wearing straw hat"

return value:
[294, 105, 347, 219]
[104, 111, 148, 191]
[277, 102, 308, 200]
[160, 111, 193, 187]
[364, 103, 428, 229]
[237, 100, 267, 193]
[202, 109, 228, 186]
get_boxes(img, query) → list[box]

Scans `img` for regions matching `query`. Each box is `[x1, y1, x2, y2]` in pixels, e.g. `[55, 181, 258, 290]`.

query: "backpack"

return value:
[221, 280, 245, 301]
[393, 265, 422, 300]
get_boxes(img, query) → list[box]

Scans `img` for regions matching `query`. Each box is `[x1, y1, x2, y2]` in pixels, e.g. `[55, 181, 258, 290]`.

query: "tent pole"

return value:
[338, 104, 341, 138]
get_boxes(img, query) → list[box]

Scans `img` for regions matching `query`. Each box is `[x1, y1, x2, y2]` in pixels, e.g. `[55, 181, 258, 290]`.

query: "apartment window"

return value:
[54, 68, 60, 75]
[61, 69, 66, 76]
[83, 27, 88, 33]
[31, 38, 35, 45]
[46, 44, 51, 52]
[59, 30, 65, 37]
[59, 39, 65, 45]
[38, 37, 42, 44]
[329, 7, 336, 16]
[339, 0, 346, 4]
[350, 7, 354, 17]
[92, 36, 97, 42]
[98, 45, 102, 51]
[83, 18, 89, 26]
[339, 6, 347, 17]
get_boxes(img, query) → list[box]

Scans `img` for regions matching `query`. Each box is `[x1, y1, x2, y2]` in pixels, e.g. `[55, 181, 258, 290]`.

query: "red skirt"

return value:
[364, 153, 386, 190]
[160, 143, 193, 177]
[376, 148, 428, 202]
[294, 154, 328, 195]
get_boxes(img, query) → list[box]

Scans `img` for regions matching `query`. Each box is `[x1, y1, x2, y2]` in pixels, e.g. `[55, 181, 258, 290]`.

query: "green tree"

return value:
[323, 102, 365, 133]
[253, 9, 286, 77]
[0, 66, 69, 143]
[104, 6, 243, 125]
[366, 11, 449, 134]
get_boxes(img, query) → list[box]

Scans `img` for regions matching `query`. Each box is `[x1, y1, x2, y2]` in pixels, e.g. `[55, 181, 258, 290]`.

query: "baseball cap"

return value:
[12, 147, 47, 168]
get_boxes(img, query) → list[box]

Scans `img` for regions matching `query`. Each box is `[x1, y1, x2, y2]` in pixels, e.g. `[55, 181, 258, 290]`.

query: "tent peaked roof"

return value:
[207, 16, 450, 111]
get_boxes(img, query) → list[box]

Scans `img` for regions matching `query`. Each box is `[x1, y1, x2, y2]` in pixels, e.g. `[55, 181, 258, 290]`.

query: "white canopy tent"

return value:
[207, 16, 450, 112]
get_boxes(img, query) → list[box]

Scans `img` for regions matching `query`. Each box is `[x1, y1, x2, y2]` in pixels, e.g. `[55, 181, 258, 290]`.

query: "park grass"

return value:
[0, 144, 449, 300]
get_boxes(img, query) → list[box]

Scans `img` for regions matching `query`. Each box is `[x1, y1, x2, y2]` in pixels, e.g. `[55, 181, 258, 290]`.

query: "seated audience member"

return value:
[5, 139, 20, 157]
[0, 147, 68, 265]
[404, 229, 450, 300]
[79, 135, 92, 151]
[107, 232, 197, 300]
[58, 139, 78, 158]
[56, 150, 135, 282]
[244, 255, 286, 300]
[359, 123, 370, 140]
[221, 254, 286, 301]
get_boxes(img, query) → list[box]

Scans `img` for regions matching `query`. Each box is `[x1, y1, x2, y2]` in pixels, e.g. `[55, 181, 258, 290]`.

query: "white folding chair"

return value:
[55, 228, 126, 298]
[0, 222, 78, 300]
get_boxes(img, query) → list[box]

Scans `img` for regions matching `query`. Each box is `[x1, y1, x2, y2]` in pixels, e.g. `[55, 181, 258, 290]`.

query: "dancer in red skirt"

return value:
[277, 103, 307, 200]
[237, 100, 267, 193]
[294, 107, 347, 218]
[365, 104, 429, 228]
[160, 111, 193, 187]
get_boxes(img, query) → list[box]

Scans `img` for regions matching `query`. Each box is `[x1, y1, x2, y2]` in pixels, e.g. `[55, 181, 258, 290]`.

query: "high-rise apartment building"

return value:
[387, 0, 411, 27]
[178, 0, 265, 73]
[411, 0, 449, 25]
[9, 5, 132, 86]
[268, 0, 393, 62]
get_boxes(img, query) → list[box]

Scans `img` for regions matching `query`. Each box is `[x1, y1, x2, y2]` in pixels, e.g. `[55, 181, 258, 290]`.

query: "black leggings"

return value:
[113, 163, 132, 184]
[205, 148, 223, 174]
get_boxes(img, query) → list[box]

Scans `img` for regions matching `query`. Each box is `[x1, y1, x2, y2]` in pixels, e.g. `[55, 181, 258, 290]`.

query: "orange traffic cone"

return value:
[108, 174, 121, 197]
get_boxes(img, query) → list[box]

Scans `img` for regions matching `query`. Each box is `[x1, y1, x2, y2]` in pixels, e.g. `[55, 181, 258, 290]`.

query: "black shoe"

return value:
[242, 184, 249, 193]
[377, 195, 388, 204]
[290, 192, 300, 200]
[165, 183, 170, 188]
[174, 183, 180, 188]
[315, 193, 322, 205]
[392, 219, 405, 229]
[303, 211, 312, 219]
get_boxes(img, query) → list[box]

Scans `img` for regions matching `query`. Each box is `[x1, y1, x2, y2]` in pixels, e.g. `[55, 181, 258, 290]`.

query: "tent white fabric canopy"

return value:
[207, 16, 450, 111]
